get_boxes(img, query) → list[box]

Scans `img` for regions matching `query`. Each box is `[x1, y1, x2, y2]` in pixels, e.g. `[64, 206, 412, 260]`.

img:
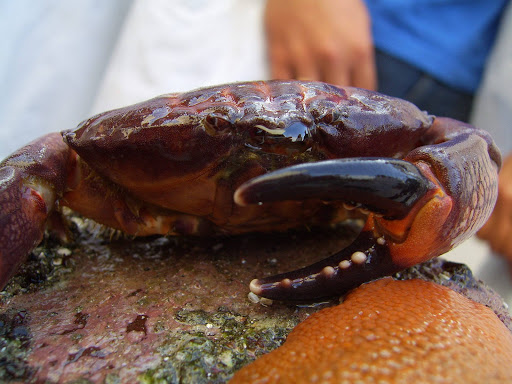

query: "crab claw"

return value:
[0, 133, 70, 289]
[234, 158, 431, 219]
[237, 118, 500, 301]
[236, 158, 441, 300]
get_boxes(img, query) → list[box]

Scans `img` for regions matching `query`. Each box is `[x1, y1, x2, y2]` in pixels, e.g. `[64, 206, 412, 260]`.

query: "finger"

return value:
[351, 49, 377, 90]
[504, 240, 512, 264]
[488, 211, 511, 257]
[477, 215, 495, 240]
[495, 222, 512, 259]
[321, 60, 350, 87]
[498, 214, 512, 257]
[323, 66, 351, 87]
[291, 46, 321, 81]
[317, 47, 350, 87]
[502, 213, 512, 261]
[268, 46, 294, 80]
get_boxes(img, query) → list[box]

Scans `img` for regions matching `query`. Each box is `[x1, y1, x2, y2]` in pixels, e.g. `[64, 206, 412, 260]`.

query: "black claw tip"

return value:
[235, 158, 431, 219]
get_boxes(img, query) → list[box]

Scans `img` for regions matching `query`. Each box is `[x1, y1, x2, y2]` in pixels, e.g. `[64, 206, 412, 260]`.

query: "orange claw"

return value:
[231, 279, 512, 383]
[247, 116, 501, 301]
[369, 161, 453, 268]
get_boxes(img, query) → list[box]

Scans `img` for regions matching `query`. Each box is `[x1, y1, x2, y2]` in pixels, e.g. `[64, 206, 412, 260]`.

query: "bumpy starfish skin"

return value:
[230, 278, 512, 383]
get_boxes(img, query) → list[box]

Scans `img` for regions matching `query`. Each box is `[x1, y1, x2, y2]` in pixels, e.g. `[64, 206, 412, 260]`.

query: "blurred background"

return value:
[1, 0, 511, 308]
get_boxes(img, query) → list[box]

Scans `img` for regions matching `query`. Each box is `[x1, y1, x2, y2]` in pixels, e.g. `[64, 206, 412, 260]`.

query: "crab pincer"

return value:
[237, 117, 500, 301]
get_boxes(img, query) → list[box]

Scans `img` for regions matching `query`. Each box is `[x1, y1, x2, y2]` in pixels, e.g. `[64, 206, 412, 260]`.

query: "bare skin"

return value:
[264, 0, 376, 89]
[478, 153, 512, 267]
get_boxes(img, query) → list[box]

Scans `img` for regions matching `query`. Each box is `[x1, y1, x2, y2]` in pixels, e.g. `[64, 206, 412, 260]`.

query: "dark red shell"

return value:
[63, 81, 432, 209]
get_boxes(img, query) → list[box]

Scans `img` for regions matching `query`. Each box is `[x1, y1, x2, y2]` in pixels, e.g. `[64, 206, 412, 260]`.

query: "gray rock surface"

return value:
[0, 218, 510, 383]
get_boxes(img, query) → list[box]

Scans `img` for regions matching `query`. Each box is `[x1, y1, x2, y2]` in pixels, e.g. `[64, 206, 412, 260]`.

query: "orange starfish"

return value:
[230, 278, 512, 383]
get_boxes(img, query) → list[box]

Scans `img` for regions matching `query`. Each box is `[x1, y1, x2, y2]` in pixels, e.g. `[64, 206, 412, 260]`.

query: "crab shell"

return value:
[0, 81, 501, 300]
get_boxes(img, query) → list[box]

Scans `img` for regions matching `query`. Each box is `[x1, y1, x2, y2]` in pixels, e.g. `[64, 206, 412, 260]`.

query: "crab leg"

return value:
[238, 117, 501, 301]
[0, 133, 71, 289]
[0, 133, 214, 290]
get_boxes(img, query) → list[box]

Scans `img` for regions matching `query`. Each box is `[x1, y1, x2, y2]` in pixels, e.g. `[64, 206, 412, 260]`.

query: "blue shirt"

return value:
[365, 0, 508, 93]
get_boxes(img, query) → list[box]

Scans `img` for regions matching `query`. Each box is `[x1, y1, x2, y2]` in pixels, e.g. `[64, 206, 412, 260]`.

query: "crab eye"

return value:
[316, 109, 350, 126]
[204, 114, 232, 133]
[318, 112, 335, 124]
[310, 100, 349, 125]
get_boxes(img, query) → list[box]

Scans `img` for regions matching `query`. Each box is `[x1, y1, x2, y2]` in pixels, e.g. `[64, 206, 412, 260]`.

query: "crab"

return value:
[0, 80, 501, 301]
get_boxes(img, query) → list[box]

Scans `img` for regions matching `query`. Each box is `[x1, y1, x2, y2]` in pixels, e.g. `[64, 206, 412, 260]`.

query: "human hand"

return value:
[264, 0, 376, 89]
[478, 153, 512, 265]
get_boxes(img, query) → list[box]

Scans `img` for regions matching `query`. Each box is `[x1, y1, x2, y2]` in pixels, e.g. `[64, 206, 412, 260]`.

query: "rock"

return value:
[0, 218, 510, 383]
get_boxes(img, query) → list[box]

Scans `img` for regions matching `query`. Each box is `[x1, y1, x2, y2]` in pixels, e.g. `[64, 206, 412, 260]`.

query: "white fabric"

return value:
[92, 0, 268, 113]
[0, 0, 132, 158]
